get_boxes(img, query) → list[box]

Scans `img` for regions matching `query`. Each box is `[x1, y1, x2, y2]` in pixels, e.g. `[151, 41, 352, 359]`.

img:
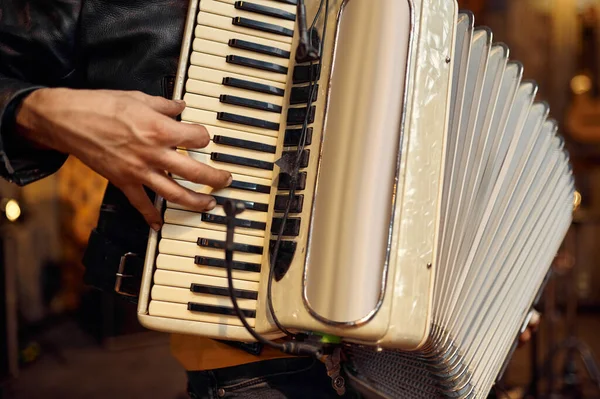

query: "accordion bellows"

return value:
[344, 11, 573, 399]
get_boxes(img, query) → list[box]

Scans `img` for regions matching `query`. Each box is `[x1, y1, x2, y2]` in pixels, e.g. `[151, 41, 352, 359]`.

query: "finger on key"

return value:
[157, 149, 232, 189]
[166, 120, 212, 149]
[145, 170, 218, 211]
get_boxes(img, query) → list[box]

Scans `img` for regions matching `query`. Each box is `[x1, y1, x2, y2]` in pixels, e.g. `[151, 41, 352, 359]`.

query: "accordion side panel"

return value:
[374, 0, 458, 349]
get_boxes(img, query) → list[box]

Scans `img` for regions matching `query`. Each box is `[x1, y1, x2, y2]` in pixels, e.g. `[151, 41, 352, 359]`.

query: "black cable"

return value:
[223, 200, 323, 357]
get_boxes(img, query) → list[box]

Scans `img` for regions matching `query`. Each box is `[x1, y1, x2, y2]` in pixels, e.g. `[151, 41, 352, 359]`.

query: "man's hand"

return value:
[15, 88, 231, 231]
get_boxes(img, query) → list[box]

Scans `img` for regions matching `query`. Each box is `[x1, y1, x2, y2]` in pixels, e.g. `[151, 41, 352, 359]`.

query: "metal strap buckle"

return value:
[114, 252, 139, 297]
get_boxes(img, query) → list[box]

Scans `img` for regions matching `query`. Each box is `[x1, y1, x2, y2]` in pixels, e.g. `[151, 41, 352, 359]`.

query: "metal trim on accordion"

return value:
[134, 0, 575, 397]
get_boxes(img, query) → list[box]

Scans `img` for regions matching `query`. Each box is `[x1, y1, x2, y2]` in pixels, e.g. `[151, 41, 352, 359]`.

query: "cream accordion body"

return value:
[136, 1, 574, 397]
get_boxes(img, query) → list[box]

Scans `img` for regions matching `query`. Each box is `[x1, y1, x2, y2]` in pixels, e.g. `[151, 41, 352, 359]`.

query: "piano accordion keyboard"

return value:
[148, 0, 314, 331]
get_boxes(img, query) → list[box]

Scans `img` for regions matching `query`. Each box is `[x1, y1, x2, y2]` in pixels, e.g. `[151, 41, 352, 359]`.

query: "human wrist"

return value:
[15, 87, 68, 152]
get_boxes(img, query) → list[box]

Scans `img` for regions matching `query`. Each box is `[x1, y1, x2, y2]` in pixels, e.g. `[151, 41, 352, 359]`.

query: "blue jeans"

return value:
[186, 357, 363, 398]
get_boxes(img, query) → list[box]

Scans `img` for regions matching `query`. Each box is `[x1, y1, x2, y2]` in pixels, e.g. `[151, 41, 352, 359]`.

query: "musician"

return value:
[0, 1, 537, 397]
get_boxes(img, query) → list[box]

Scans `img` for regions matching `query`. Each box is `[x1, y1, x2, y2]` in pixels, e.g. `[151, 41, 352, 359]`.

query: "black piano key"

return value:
[273, 251, 293, 281]
[214, 134, 276, 154]
[211, 152, 274, 171]
[274, 194, 303, 213]
[188, 302, 257, 318]
[271, 217, 302, 236]
[232, 16, 293, 37]
[293, 64, 321, 84]
[229, 39, 290, 59]
[223, 77, 284, 96]
[226, 55, 288, 75]
[284, 128, 313, 146]
[191, 283, 259, 300]
[195, 256, 262, 273]
[212, 195, 269, 212]
[282, 150, 309, 168]
[197, 238, 264, 254]
[287, 106, 316, 125]
[217, 112, 280, 131]
[219, 95, 282, 114]
[269, 240, 297, 281]
[202, 213, 267, 231]
[278, 172, 307, 190]
[234, 1, 296, 21]
[230, 179, 271, 194]
[290, 85, 318, 105]
[269, 240, 297, 253]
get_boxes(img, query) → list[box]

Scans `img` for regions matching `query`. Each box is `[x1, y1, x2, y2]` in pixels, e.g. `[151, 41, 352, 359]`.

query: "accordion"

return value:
[136, 0, 575, 397]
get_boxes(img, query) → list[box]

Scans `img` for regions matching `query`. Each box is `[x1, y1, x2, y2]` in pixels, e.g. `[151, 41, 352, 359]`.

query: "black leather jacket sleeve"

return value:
[0, 0, 82, 186]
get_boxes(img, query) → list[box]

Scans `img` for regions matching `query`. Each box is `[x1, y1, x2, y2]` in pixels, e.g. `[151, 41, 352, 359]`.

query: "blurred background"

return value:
[2, 0, 600, 398]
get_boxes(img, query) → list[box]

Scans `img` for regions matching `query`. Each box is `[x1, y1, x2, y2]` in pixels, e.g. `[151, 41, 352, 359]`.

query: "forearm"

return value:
[13, 88, 73, 153]
[0, 80, 68, 186]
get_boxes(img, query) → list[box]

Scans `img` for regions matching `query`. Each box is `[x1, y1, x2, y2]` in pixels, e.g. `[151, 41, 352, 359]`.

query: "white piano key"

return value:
[200, 0, 296, 31]
[164, 208, 265, 237]
[148, 300, 255, 327]
[171, 178, 271, 205]
[181, 107, 280, 138]
[197, 10, 292, 45]
[214, 0, 297, 16]
[183, 92, 281, 124]
[186, 78, 285, 106]
[190, 51, 288, 84]
[193, 38, 291, 67]
[156, 253, 261, 282]
[205, 125, 278, 147]
[195, 24, 292, 53]
[177, 148, 274, 180]
[187, 65, 286, 92]
[152, 285, 257, 310]
[167, 200, 268, 223]
[161, 224, 266, 248]
[192, 138, 276, 164]
[154, 269, 259, 291]
[159, 238, 263, 263]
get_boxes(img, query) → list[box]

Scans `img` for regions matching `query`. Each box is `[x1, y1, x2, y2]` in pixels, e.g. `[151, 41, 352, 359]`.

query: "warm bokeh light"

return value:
[571, 74, 592, 95]
[5, 198, 21, 222]
[573, 190, 582, 211]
